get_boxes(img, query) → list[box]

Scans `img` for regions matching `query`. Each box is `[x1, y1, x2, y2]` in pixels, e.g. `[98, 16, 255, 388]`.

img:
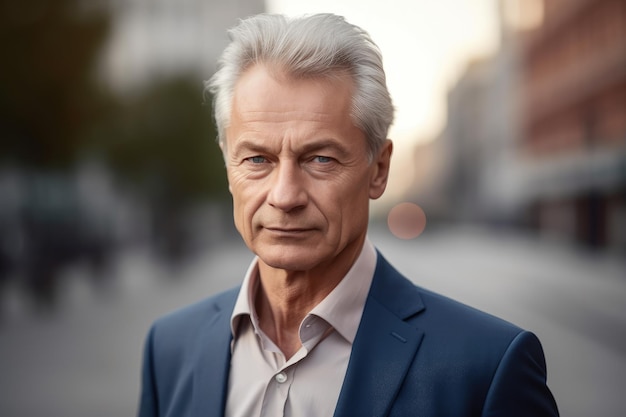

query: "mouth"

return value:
[264, 227, 315, 235]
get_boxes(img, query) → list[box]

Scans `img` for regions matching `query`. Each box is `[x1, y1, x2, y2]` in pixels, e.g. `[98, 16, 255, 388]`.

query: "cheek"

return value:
[231, 184, 265, 229]
[323, 177, 371, 225]
[347, 176, 374, 211]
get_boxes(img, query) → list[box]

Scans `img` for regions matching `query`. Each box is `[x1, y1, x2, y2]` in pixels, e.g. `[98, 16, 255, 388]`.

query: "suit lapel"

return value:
[333, 254, 425, 417]
[190, 288, 238, 417]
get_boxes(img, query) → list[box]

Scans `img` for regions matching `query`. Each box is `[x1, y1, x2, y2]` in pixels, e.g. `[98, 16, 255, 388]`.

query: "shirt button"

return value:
[275, 372, 288, 384]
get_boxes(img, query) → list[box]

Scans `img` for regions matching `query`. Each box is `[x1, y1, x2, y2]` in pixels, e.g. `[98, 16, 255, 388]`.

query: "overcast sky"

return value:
[267, 0, 500, 148]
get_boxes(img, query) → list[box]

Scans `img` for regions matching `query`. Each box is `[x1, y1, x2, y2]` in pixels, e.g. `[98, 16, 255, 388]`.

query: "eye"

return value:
[313, 156, 333, 163]
[245, 156, 267, 164]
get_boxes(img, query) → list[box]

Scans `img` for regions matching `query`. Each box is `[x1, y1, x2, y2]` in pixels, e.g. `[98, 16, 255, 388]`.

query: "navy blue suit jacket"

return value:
[138, 252, 559, 416]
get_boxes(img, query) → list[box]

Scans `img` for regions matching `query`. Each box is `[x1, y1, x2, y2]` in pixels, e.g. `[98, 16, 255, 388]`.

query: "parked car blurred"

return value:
[2, 171, 115, 309]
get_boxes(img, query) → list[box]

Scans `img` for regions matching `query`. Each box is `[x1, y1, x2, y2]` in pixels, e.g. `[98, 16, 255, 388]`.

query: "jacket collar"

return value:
[190, 288, 238, 417]
[333, 252, 426, 417]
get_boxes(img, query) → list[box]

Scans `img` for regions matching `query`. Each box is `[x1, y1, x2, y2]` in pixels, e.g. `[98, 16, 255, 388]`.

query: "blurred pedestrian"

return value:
[138, 13, 558, 417]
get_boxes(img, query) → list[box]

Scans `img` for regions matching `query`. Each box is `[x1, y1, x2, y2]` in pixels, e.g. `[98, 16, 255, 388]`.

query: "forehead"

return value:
[226, 64, 365, 152]
[232, 64, 354, 122]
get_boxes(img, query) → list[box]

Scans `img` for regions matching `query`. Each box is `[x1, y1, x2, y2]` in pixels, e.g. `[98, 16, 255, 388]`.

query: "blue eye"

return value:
[247, 156, 267, 164]
[314, 156, 332, 163]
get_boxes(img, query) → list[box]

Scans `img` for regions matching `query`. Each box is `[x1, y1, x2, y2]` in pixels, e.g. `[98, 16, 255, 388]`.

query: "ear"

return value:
[369, 139, 393, 200]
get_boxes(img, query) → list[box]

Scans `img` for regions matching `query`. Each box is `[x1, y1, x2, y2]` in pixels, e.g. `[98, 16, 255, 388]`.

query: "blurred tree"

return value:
[92, 77, 230, 261]
[96, 77, 229, 205]
[0, 0, 111, 169]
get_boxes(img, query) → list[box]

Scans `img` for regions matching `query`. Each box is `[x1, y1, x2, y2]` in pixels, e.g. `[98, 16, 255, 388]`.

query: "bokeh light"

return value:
[387, 202, 427, 239]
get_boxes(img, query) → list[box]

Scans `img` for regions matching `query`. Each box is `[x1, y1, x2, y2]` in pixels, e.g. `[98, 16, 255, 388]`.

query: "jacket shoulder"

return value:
[368, 254, 557, 415]
[374, 251, 521, 336]
[139, 287, 239, 416]
[149, 286, 239, 349]
[417, 286, 522, 336]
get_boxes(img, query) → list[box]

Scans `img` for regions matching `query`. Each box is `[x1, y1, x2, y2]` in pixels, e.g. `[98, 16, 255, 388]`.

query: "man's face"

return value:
[224, 64, 391, 273]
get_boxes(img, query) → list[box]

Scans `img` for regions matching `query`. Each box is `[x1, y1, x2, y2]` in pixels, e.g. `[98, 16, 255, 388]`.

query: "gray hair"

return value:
[205, 13, 394, 158]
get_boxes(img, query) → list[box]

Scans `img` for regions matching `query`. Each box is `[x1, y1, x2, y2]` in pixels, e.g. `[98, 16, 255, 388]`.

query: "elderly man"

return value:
[138, 13, 558, 417]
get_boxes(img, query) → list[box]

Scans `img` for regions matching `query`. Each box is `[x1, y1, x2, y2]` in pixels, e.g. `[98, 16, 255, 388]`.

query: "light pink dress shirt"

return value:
[225, 239, 377, 417]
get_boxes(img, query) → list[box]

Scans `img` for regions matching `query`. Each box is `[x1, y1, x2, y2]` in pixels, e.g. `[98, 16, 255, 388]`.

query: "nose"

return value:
[267, 161, 308, 212]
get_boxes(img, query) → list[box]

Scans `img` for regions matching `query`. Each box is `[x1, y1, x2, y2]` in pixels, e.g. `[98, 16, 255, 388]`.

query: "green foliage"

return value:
[95, 77, 229, 204]
[0, 1, 228, 204]
[0, 0, 110, 169]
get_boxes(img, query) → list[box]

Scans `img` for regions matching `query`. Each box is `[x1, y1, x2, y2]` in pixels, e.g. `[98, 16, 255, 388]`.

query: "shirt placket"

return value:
[259, 365, 296, 417]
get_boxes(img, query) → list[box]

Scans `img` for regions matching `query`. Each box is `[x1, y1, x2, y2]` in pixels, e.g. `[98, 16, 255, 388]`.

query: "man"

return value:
[138, 13, 559, 417]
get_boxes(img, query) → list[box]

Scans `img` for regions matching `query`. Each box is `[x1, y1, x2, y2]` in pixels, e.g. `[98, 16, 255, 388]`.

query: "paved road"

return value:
[0, 225, 624, 417]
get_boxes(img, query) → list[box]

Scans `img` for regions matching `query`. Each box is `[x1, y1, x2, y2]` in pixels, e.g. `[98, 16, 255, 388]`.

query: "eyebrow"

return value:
[232, 138, 352, 159]
[299, 139, 351, 158]
[230, 139, 269, 156]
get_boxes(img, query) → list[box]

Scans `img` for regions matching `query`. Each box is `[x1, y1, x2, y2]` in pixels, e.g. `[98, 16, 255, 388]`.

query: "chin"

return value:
[256, 245, 325, 272]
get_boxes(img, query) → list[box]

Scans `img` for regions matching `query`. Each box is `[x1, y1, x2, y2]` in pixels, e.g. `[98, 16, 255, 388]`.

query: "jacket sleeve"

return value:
[482, 331, 559, 417]
[137, 325, 159, 417]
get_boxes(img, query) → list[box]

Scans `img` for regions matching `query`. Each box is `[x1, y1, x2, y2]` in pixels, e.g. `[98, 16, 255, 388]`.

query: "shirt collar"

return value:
[230, 238, 377, 344]
[230, 259, 260, 338]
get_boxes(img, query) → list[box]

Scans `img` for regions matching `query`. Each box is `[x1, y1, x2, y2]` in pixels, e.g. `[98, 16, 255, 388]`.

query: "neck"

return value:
[254, 239, 365, 359]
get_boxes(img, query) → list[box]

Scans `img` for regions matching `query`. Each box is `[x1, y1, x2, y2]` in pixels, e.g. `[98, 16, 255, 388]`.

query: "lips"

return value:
[264, 227, 315, 236]
[265, 227, 312, 233]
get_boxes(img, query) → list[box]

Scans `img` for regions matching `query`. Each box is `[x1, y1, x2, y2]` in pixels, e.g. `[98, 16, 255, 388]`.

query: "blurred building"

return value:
[101, 0, 265, 92]
[442, 50, 524, 226]
[411, 0, 625, 254]
[520, 0, 626, 251]
[416, 0, 530, 226]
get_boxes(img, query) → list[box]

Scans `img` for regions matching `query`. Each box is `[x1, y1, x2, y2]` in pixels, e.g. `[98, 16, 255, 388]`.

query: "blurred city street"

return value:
[1, 1, 624, 416]
[0, 224, 624, 417]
